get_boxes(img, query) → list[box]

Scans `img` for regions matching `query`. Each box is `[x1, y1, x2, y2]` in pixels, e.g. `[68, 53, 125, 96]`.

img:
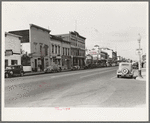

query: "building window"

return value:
[68, 49, 69, 56]
[40, 45, 42, 54]
[11, 60, 17, 65]
[58, 46, 60, 55]
[34, 43, 37, 52]
[55, 45, 57, 54]
[65, 48, 67, 55]
[52, 44, 54, 54]
[63, 47, 64, 55]
[45, 45, 48, 56]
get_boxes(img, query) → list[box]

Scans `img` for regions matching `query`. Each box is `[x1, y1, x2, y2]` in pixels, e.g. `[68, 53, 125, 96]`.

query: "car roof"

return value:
[119, 62, 132, 65]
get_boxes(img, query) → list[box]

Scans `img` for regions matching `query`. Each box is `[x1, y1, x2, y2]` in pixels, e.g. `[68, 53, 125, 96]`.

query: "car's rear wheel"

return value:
[5, 73, 9, 78]
[121, 68, 129, 75]
[20, 72, 24, 77]
[117, 75, 120, 78]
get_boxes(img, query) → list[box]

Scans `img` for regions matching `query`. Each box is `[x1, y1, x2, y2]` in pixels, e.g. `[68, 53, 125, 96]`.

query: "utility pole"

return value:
[137, 33, 143, 78]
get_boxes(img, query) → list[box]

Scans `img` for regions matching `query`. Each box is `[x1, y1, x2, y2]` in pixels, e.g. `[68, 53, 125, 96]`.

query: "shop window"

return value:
[21, 55, 31, 66]
[66, 48, 67, 55]
[11, 60, 17, 65]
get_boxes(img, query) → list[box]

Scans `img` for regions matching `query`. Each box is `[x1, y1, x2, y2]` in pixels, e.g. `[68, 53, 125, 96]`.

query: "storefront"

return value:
[52, 55, 61, 66]
[62, 55, 71, 69]
[73, 56, 85, 68]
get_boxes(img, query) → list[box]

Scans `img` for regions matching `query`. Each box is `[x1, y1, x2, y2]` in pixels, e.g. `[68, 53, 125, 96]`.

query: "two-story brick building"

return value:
[49, 35, 71, 70]
[56, 31, 86, 68]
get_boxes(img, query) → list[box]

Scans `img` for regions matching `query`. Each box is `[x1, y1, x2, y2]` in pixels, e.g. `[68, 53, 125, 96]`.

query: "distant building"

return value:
[5, 32, 22, 67]
[117, 56, 123, 61]
[112, 51, 117, 60]
[88, 48, 108, 61]
[101, 48, 113, 58]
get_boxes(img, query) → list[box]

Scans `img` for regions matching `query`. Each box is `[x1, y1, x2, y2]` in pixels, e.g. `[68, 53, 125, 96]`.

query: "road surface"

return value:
[5, 66, 146, 107]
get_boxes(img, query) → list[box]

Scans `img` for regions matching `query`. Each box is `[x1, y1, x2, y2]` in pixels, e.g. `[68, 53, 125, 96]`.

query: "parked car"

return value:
[117, 62, 134, 78]
[5, 65, 25, 78]
[71, 64, 80, 70]
[84, 64, 91, 69]
[44, 64, 61, 73]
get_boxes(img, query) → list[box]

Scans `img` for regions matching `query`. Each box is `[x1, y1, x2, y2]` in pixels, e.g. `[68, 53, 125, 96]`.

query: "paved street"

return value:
[5, 66, 146, 107]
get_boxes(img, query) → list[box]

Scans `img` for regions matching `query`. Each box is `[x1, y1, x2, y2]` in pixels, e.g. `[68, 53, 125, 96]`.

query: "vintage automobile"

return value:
[71, 64, 80, 70]
[117, 62, 134, 78]
[44, 64, 61, 73]
[5, 65, 25, 78]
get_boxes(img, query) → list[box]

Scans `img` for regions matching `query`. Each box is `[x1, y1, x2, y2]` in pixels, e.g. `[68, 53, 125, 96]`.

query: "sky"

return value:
[2, 2, 148, 60]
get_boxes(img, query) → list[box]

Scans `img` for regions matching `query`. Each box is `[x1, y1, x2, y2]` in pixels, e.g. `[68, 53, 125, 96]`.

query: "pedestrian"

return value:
[141, 62, 144, 68]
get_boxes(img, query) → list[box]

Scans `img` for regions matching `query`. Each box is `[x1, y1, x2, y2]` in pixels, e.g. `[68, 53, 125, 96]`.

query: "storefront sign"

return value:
[5, 50, 13, 56]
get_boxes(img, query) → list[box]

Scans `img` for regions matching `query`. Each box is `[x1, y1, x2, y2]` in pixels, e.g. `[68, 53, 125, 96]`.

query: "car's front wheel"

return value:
[5, 73, 9, 78]
[20, 72, 24, 77]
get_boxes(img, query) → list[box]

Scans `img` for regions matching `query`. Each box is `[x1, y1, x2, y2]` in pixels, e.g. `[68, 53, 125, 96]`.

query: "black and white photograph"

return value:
[2, 1, 148, 121]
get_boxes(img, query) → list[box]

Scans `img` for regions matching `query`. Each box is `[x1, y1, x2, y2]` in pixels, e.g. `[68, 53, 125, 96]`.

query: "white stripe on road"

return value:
[110, 76, 117, 80]
[80, 69, 117, 79]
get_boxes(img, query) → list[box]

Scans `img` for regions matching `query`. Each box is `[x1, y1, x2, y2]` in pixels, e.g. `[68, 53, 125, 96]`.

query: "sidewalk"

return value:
[135, 68, 146, 81]
[24, 68, 72, 76]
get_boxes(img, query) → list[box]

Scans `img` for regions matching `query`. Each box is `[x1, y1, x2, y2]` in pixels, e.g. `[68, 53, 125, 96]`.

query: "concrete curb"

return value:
[23, 66, 118, 77]
[24, 69, 72, 76]
[136, 68, 146, 81]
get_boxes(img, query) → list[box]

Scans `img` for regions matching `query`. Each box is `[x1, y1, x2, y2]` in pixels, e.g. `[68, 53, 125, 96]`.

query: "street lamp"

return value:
[137, 33, 143, 78]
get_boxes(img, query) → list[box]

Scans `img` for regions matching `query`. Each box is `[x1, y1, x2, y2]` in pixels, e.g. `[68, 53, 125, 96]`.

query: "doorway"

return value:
[35, 59, 37, 71]
[41, 58, 44, 71]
